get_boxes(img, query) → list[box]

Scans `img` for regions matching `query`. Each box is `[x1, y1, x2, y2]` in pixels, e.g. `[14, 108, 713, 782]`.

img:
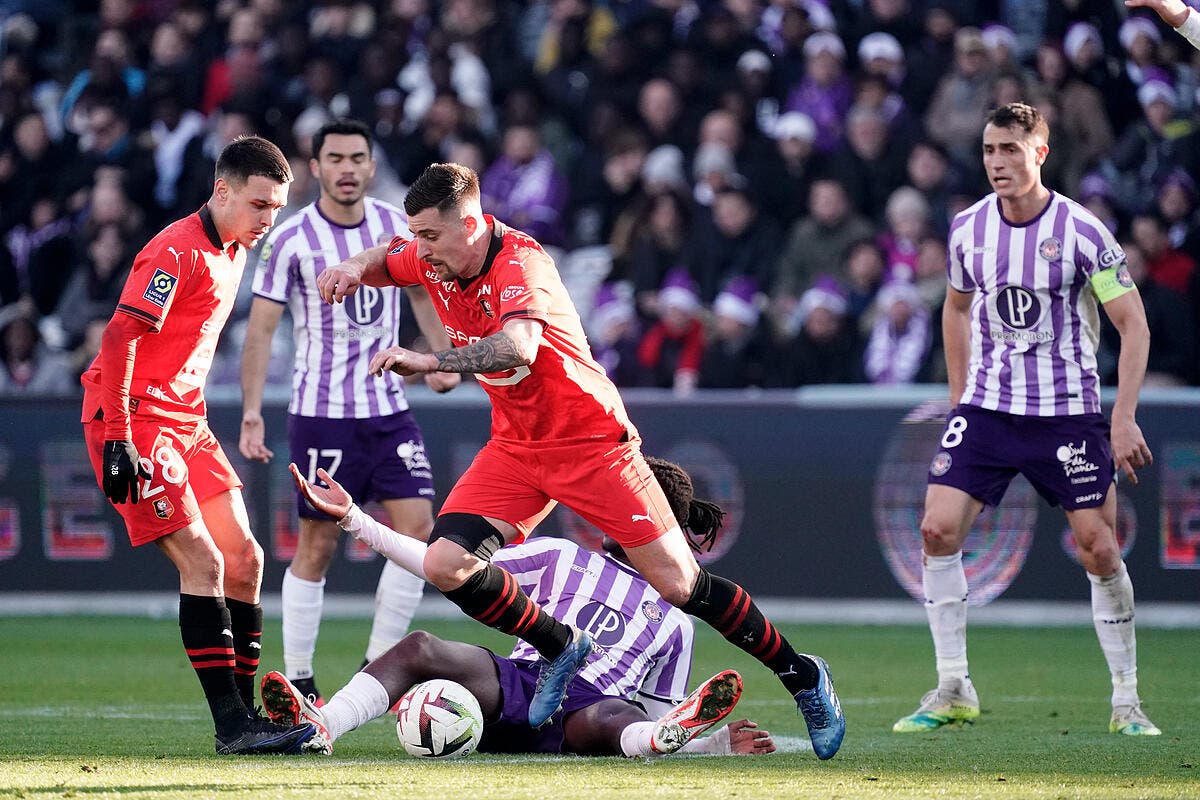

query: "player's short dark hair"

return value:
[404, 163, 481, 216]
[215, 135, 292, 186]
[312, 118, 373, 160]
[646, 457, 724, 554]
[987, 102, 1050, 144]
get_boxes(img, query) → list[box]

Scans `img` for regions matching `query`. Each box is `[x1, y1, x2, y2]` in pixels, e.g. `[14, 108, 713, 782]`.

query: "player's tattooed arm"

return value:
[433, 318, 542, 373]
[434, 330, 528, 373]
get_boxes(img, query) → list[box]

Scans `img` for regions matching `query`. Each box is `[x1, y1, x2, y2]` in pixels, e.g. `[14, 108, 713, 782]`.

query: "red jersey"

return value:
[384, 216, 634, 444]
[82, 206, 246, 425]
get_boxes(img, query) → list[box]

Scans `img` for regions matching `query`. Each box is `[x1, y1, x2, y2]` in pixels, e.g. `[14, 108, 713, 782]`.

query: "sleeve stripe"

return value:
[499, 310, 548, 324]
[115, 304, 161, 326]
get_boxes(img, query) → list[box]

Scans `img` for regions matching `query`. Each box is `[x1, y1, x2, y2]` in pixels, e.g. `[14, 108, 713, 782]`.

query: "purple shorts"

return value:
[927, 405, 1115, 510]
[476, 654, 640, 755]
[287, 411, 435, 519]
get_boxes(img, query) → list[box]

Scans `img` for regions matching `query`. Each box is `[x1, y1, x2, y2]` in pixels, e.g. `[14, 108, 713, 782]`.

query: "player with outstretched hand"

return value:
[262, 459, 775, 758]
[240, 118, 459, 704]
[80, 136, 315, 755]
[1124, 0, 1200, 51]
[315, 163, 843, 758]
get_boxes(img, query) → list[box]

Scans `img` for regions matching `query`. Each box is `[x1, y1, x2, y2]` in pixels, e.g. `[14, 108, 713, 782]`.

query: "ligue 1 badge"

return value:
[1038, 237, 1063, 261]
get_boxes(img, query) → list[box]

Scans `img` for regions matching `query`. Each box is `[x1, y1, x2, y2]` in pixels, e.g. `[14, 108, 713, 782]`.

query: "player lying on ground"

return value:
[261, 460, 777, 757]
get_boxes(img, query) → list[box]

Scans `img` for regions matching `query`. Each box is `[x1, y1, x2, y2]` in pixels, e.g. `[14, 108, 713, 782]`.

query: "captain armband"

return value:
[1089, 249, 1136, 304]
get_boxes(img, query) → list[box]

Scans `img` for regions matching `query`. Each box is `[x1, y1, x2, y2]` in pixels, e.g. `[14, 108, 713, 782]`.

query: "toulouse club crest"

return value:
[1038, 237, 1063, 261]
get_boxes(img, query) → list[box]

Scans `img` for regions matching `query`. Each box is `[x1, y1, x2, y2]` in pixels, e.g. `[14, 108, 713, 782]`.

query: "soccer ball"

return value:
[395, 679, 484, 759]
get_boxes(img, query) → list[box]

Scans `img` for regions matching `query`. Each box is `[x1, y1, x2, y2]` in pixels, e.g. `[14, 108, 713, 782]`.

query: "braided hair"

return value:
[645, 456, 724, 554]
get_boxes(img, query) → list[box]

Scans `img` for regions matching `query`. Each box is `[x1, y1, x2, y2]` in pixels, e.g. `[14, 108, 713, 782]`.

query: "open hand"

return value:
[728, 719, 775, 755]
[289, 463, 353, 519]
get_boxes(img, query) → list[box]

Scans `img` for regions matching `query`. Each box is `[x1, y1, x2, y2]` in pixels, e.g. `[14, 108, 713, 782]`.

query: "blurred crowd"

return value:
[2, 0, 1200, 397]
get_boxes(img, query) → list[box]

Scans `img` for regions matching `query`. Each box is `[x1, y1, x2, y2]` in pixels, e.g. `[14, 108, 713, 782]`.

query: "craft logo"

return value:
[1038, 237, 1063, 261]
[142, 269, 177, 308]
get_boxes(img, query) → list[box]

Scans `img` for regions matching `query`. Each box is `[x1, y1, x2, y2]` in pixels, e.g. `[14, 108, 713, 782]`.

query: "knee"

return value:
[656, 578, 694, 608]
[422, 541, 471, 591]
[391, 630, 441, 675]
[180, 546, 224, 590]
[920, 516, 961, 555]
[224, 537, 264, 594]
[294, 531, 338, 573]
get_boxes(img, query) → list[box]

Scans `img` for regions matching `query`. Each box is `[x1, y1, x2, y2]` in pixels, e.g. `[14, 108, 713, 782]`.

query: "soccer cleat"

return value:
[794, 655, 846, 759]
[650, 669, 743, 754]
[892, 677, 980, 733]
[528, 627, 593, 727]
[1110, 703, 1161, 736]
[214, 708, 316, 755]
[290, 675, 325, 708]
[260, 671, 334, 754]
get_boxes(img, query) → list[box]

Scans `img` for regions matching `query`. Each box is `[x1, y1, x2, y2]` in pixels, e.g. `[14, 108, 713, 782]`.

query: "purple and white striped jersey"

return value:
[493, 537, 694, 708]
[253, 198, 412, 419]
[947, 192, 1125, 417]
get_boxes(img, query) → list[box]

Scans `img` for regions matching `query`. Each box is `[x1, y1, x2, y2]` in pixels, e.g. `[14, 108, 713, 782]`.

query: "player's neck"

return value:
[998, 184, 1051, 225]
[204, 200, 238, 248]
[316, 195, 365, 228]
[459, 216, 494, 280]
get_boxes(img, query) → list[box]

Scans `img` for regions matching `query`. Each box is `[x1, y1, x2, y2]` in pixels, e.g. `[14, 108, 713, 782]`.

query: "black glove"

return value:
[103, 440, 150, 504]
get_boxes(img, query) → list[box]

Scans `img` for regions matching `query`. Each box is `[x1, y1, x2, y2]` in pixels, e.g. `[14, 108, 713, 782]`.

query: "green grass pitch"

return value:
[1, 615, 1196, 799]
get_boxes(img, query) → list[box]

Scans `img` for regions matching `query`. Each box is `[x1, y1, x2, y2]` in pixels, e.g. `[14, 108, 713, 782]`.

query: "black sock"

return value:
[179, 594, 245, 735]
[225, 598, 263, 709]
[681, 569, 819, 694]
[443, 563, 573, 660]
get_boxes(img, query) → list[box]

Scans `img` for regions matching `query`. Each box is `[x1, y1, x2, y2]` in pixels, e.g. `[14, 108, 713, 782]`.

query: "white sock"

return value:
[281, 567, 325, 680]
[365, 559, 425, 661]
[1088, 561, 1139, 707]
[923, 551, 970, 683]
[619, 720, 657, 757]
[321, 671, 392, 742]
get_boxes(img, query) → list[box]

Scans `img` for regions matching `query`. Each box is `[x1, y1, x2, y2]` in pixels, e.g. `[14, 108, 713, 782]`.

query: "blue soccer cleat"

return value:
[794, 654, 845, 759]
[528, 627, 593, 727]
[214, 708, 316, 755]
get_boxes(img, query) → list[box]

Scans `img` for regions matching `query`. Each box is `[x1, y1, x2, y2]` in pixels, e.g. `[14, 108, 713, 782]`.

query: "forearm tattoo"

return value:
[434, 331, 527, 373]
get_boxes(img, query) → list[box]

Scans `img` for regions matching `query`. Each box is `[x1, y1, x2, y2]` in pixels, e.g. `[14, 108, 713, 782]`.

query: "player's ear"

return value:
[309, 157, 321, 179]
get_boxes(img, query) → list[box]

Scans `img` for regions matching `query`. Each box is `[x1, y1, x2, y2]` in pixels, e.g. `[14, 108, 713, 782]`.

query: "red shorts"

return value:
[84, 417, 242, 546]
[439, 436, 677, 547]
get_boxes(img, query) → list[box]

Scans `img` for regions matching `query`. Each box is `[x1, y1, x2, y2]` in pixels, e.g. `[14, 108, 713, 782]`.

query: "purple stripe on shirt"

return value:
[1047, 203, 1071, 412]
[259, 224, 305, 298]
[993, 223, 1022, 413]
[972, 205, 995, 407]
[299, 216, 337, 416]
[1016, 220, 1042, 410]
[648, 625, 687, 697]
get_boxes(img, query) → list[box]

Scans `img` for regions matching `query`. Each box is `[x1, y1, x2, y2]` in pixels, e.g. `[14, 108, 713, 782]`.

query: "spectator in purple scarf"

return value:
[481, 122, 570, 246]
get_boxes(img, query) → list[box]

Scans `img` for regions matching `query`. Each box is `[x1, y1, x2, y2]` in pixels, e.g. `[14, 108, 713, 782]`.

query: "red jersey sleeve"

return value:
[383, 236, 422, 287]
[494, 247, 553, 326]
[114, 237, 190, 332]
